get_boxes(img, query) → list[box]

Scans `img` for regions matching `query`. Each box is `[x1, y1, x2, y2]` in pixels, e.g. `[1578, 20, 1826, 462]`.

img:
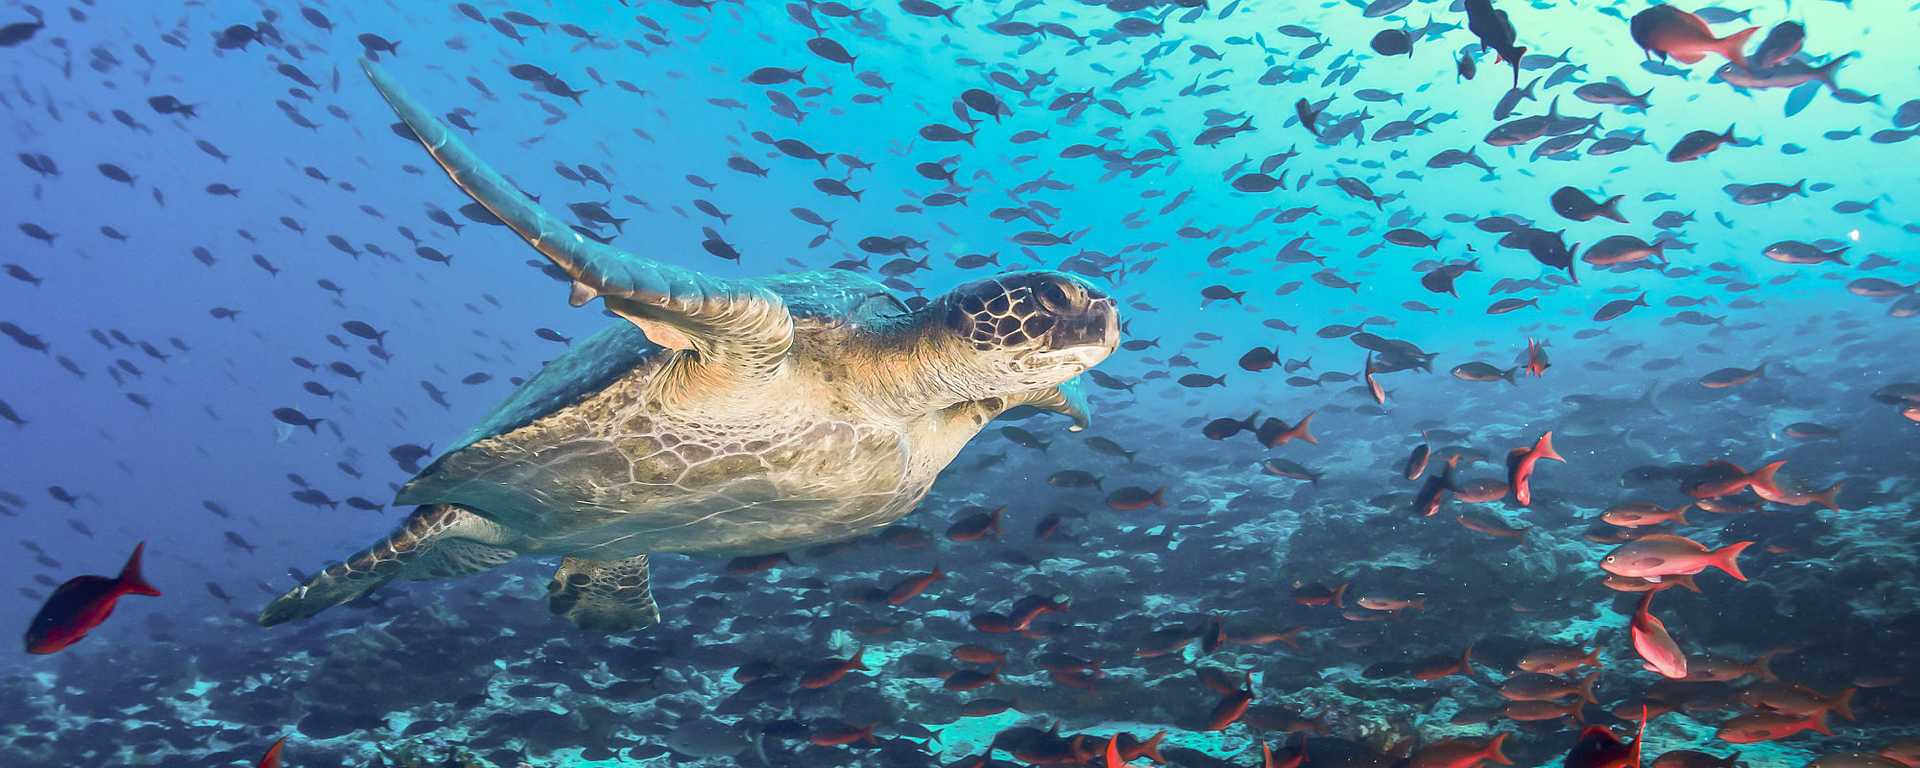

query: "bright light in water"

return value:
[1849, 229, 1861, 242]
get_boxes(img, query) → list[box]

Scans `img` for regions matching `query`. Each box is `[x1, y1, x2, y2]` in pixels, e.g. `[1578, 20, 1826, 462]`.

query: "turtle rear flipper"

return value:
[547, 555, 661, 631]
[258, 505, 517, 626]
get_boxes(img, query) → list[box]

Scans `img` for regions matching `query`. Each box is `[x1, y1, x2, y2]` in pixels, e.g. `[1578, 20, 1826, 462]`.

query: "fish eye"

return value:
[1036, 280, 1074, 312]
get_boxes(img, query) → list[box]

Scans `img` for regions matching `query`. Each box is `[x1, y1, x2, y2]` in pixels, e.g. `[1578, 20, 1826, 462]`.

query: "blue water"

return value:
[4, 0, 1918, 766]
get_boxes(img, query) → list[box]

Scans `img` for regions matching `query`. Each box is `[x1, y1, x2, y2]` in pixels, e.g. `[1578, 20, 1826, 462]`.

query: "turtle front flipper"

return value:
[361, 59, 793, 380]
[258, 505, 518, 626]
[989, 378, 1094, 431]
[547, 555, 661, 631]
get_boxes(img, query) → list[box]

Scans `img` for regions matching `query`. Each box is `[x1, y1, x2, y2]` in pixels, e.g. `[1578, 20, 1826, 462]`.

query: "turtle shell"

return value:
[413, 269, 906, 476]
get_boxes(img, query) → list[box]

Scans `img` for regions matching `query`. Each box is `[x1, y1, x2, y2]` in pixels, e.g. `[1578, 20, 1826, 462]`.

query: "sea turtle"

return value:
[258, 61, 1120, 631]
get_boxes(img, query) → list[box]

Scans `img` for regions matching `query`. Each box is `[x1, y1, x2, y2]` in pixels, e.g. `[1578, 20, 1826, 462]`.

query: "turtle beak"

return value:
[1048, 290, 1119, 357]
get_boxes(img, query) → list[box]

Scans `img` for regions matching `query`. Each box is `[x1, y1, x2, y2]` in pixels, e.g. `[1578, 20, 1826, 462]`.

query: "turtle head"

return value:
[919, 272, 1119, 399]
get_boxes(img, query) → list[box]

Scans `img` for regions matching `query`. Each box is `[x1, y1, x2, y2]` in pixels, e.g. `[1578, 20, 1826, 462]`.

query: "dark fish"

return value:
[0, 18, 45, 47]
[1464, 0, 1526, 87]
[271, 407, 324, 433]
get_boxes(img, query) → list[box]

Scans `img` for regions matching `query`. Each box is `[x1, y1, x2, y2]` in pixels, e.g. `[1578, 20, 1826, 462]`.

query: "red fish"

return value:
[1407, 732, 1511, 767]
[25, 542, 162, 654]
[799, 645, 867, 689]
[1750, 475, 1843, 511]
[1715, 710, 1830, 743]
[1292, 581, 1347, 608]
[1602, 534, 1752, 582]
[1630, 5, 1756, 70]
[946, 507, 1004, 542]
[1258, 411, 1317, 447]
[1631, 591, 1688, 679]
[1524, 337, 1549, 377]
[1414, 454, 1461, 517]
[258, 737, 288, 768]
[1112, 731, 1166, 764]
[885, 565, 945, 605]
[1263, 735, 1308, 768]
[1203, 672, 1255, 730]
[1684, 459, 1785, 499]
[1235, 626, 1306, 650]
[1364, 353, 1387, 404]
[952, 644, 1005, 665]
[1506, 431, 1564, 506]
[811, 722, 879, 747]
[1561, 705, 1646, 768]
[1413, 644, 1478, 681]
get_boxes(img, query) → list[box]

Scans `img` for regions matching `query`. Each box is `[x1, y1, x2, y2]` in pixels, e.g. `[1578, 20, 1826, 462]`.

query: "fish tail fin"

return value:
[1675, 574, 1702, 594]
[1141, 730, 1167, 763]
[1808, 710, 1831, 736]
[1752, 647, 1784, 682]
[1296, 411, 1317, 444]
[1502, 366, 1518, 385]
[118, 542, 163, 597]
[1484, 731, 1513, 765]
[305, 418, 324, 434]
[1831, 686, 1857, 722]
[1815, 53, 1852, 90]
[1579, 671, 1599, 704]
[1815, 482, 1843, 511]
[1150, 487, 1166, 508]
[1719, 26, 1757, 71]
[1332, 582, 1348, 609]
[1749, 460, 1787, 499]
[1715, 540, 1755, 582]
[260, 737, 287, 768]
[1632, 705, 1648, 768]
[1671, 505, 1690, 526]
[1535, 431, 1563, 463]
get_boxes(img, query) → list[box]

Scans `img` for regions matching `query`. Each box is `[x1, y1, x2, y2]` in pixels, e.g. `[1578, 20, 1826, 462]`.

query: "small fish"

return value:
[1505, 431, 1564, 506]
[1603, 534, 1753, 582]
[26, 543, 162, 653]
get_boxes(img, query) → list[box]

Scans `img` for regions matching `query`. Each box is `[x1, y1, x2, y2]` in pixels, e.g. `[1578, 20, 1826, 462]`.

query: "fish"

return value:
[1603, 534, 1753, 582]
[25, 542, 162, 653]
[1630, 591, 1688, 679]
[1464, 0, 1526, 87]
[257, 737, 287, 768]
[1505, 431, 1564, 507]
[1630, 6, 1756, 69]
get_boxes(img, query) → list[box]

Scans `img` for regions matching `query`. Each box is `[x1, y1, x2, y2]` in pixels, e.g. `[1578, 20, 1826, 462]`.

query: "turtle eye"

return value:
[1036, 280, 1074, 312]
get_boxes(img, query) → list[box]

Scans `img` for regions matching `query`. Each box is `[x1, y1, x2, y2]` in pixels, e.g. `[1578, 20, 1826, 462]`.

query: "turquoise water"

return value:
[3, 1, 1918, 767]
